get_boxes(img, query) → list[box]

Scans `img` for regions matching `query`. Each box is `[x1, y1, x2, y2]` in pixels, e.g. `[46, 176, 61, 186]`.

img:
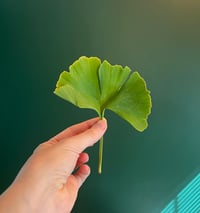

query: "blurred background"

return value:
[1, 0, 200, 212]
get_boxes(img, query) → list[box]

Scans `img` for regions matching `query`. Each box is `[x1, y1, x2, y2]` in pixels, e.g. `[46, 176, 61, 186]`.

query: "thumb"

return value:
[60, 118, 107, 154]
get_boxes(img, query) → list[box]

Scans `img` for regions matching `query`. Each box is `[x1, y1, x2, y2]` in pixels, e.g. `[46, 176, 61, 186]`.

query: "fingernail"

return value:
[93, 118, 107, 130]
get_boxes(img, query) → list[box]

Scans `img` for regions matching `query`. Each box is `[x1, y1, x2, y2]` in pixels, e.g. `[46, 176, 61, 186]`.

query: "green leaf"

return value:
[54, 56, 101, 114]
[106, 71, 151, 131]
[98, 60, 132, 113]
[54, 56, 152, 173]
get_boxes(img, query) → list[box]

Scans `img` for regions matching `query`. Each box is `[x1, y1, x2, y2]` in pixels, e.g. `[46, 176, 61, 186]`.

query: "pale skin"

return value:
[0, 117, 107, 213]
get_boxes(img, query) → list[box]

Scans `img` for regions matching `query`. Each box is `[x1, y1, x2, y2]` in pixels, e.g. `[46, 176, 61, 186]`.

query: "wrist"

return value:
[0, 183, 30, 213]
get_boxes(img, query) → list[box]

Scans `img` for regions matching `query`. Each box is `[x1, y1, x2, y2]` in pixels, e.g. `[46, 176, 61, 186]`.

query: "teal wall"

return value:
[1, 1, 200, 212]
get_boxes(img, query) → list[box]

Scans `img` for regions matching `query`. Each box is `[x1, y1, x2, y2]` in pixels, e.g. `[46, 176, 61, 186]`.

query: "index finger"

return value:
[60, 118, 107, 154]
[50, 117, 100, 143]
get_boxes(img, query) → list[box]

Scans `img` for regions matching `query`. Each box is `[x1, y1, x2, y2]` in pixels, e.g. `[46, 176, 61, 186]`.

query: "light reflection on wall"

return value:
[161, 173, 200, 212]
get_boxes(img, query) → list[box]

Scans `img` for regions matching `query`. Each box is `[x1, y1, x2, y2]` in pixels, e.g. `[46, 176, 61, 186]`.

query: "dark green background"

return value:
[1, 1, 200, 212]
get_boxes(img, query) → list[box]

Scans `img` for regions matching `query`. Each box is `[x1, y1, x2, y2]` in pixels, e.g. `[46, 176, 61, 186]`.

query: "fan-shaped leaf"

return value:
[54, 56, 101, 114]
[54, 56, 152, 173]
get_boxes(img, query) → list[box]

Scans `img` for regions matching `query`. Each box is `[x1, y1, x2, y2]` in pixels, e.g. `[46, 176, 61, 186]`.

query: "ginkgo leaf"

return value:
[54, 56, 152, 173]
[105, 71, 151, 131]
[54, 57, 101, 114]
[98, 60, 131, 113]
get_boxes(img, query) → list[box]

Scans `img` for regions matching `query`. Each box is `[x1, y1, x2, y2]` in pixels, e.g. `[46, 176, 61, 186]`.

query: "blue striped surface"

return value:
[161, 173, 200, 213]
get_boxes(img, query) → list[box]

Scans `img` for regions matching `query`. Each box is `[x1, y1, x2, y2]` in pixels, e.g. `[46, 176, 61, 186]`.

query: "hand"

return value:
[0, 117, 107, 213]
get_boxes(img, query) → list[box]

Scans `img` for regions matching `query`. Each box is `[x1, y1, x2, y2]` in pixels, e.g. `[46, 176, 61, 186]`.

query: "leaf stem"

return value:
[98, 109, 105, 174]
[98, 136, 104, 174]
